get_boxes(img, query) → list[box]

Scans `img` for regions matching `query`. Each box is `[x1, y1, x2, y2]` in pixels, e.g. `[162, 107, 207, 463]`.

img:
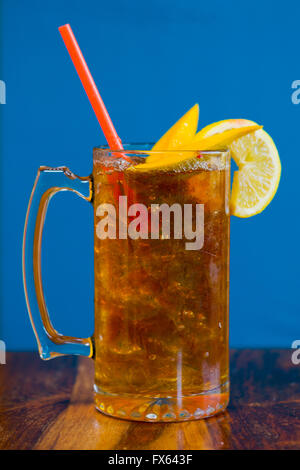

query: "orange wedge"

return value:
[152, 104, 199, 151]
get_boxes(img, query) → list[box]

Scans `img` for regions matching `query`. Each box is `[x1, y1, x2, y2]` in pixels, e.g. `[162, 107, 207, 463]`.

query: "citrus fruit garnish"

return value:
[152, 103, 199, 151]
[199, 119, 281, 217]
[188, 124, 262, 150]
[195, 118, 255, 139]
[130, 123, 260, 171]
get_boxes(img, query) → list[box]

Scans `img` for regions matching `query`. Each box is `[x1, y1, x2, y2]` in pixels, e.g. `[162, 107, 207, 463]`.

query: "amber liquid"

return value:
[93, 151, 230, 421]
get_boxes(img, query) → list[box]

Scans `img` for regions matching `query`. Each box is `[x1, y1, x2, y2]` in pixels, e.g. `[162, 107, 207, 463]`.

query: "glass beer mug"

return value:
[23, 145, 230, 422]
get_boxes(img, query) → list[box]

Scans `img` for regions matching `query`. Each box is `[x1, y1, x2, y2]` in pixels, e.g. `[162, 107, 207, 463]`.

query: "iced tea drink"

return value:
[93, 145, 230, 421]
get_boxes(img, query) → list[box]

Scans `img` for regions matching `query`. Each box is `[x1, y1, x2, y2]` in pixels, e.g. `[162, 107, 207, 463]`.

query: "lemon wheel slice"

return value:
[199, 119, 281, 217]
[229, 128, 281, 217]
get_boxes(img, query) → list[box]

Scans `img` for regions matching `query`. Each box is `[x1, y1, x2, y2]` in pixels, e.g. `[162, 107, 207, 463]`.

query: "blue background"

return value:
[1, 0, 299, 350]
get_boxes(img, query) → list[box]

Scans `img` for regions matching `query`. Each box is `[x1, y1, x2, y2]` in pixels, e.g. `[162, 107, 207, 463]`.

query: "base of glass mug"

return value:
[94, 382, 229, 422]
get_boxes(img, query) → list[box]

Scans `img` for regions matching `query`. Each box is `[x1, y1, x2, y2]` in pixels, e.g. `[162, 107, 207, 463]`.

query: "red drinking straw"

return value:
[58, 24, 131, 162]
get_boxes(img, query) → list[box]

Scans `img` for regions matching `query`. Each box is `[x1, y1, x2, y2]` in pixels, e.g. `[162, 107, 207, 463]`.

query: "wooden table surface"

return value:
[0, 350, 299, 450]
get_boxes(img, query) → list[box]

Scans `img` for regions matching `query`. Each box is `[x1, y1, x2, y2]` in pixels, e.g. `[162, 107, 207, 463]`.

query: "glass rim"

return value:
[94, 143, 230, 154]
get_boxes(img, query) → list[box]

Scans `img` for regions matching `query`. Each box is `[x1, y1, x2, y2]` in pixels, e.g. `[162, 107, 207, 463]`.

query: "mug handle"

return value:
[22, 166, 93, 360]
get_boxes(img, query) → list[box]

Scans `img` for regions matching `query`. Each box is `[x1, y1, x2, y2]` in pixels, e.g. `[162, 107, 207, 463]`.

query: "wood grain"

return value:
[0, 350, 299, 450]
